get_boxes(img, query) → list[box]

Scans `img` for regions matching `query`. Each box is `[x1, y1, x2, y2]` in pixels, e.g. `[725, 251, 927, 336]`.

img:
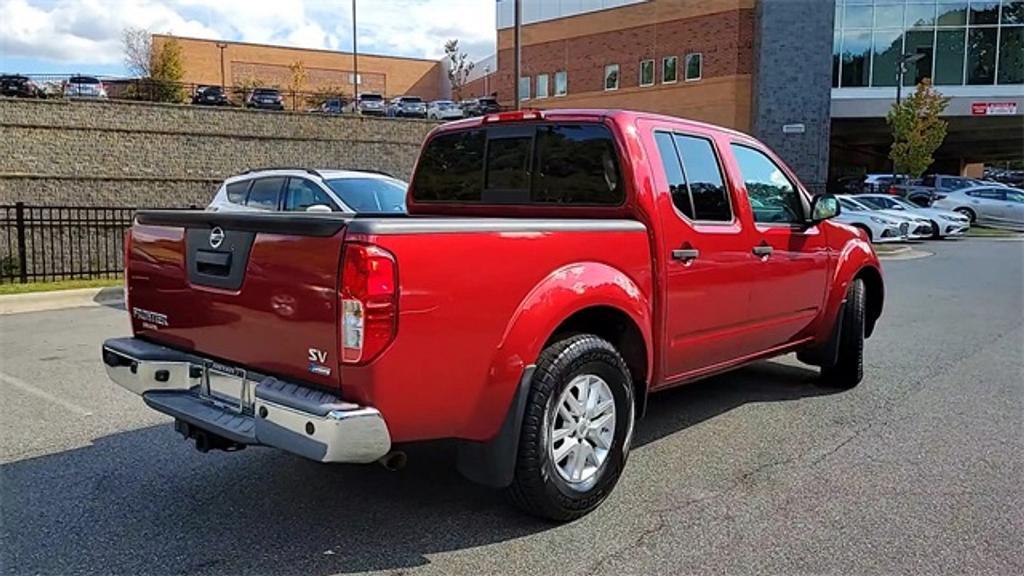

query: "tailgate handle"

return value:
[195, 250, 232, 276]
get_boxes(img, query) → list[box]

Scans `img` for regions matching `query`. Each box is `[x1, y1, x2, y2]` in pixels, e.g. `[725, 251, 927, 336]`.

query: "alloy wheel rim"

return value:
[548, 374, 616, 485]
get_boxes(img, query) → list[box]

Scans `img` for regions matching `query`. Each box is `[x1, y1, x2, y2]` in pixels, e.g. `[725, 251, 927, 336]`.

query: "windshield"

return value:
[360, 94, 383, 101]
[69, 76, 100, 84]
[254, 89, 279, 95]
[856, 197, 887, 209]
[325, 177, 407, 213]
[400, 97, 423, 103]
[839, 198, 864, 212]
[434, 100, 454, 108]
[891, 197, 918, 209]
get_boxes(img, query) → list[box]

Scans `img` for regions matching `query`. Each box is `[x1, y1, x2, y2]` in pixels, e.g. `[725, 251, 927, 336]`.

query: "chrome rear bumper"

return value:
[101, 337, 391, 463]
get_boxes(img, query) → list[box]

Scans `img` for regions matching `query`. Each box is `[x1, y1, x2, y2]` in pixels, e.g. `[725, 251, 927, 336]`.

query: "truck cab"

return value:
[103, 109, 883, 521]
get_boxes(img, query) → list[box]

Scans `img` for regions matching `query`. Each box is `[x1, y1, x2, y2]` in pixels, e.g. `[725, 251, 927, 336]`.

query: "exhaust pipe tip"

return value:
[378, 450, 407, 472]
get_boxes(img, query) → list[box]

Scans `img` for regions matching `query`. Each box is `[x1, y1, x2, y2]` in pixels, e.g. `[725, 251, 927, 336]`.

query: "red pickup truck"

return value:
[103, 109, 883, 521]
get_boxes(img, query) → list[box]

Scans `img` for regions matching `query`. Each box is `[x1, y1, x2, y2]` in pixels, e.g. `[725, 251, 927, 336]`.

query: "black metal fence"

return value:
[1, 203, 135, 283]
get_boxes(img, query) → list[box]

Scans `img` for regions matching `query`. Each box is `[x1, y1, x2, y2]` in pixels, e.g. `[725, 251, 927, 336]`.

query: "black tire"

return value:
[955, 207, 976, 223]
[821, 279, 866, 389]
[930, 220, 942, 239]
[506, 334, 635, 522]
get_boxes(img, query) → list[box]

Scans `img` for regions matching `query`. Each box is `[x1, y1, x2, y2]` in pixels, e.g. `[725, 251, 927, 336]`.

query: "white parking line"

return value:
[0, 371, 93, 417]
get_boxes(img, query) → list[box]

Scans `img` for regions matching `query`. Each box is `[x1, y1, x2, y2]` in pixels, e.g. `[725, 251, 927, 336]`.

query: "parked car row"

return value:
[834, 194, 971, 243]
[1, 74, 109, 99]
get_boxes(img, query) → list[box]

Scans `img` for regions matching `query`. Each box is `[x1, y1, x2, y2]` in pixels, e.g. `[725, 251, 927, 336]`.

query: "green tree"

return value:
[150, 36, 187, 103]
[886, 79, 951, 178]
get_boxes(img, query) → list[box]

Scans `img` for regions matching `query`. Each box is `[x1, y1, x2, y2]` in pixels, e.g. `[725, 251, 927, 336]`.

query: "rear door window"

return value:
[225, 180, 251, 204]
[653, 131, 694, 219]
[676, 135, 730, 221]
[412, 122, 623, 206]
[283, 178, 336, 211]
[245, 177, 284, 210]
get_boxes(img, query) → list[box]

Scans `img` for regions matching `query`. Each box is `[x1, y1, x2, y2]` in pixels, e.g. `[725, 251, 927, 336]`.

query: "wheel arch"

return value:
[456, 262, 653, 488]
[855, 264, 884, 338]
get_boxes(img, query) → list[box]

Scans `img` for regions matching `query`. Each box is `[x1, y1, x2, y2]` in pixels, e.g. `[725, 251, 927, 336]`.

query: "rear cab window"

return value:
[411, 122, 623, 207]
[652, 130, 732, 222]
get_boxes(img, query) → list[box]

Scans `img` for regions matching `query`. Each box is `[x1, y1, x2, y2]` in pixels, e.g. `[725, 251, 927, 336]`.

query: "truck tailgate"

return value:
[126, 211, 350, 390]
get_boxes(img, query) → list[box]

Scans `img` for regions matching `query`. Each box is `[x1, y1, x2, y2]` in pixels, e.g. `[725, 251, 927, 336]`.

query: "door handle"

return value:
[752, 244, 774, 257]
[672, 248, 700, 262]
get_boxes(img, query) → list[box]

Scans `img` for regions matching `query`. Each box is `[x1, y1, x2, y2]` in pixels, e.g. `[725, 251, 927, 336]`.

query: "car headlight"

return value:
[870, 216, 888, 224]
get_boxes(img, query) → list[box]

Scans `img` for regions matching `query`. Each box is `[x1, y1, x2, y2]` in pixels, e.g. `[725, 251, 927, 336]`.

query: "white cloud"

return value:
[0, 0, 496, 72]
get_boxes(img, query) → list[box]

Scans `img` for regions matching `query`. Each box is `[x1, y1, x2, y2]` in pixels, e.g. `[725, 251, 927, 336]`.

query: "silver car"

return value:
[932, 186, 1024, 230]
[207, 169, 407, 214]
[854, 194, 970, 238]
[63, 75, 107, 99]
[839, 195, 934, 239]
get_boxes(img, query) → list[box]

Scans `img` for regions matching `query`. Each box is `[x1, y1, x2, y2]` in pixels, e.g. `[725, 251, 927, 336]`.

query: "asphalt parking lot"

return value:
[2, 238, 1022, 576]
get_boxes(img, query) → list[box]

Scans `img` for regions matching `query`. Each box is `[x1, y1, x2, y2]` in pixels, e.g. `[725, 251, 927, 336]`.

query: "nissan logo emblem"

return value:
[209, 226, 225, 249]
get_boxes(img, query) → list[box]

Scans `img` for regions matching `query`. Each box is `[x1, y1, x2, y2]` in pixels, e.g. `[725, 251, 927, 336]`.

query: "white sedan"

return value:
[854, 194, 970, 238]
[932, 186, 1024, 231]
[835, 196, 908, 243]
[838, 195, 934, 239]
[427, 100, 465, 120]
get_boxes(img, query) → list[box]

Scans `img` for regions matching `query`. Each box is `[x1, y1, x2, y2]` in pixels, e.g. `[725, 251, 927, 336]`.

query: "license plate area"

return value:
[201, 363, 255, 414]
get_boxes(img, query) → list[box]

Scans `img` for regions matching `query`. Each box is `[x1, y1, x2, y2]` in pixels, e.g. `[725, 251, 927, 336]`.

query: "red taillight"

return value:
[887, 186, 899, 195]
[483, 110, 543, 123]
[340, 243, 398, 364]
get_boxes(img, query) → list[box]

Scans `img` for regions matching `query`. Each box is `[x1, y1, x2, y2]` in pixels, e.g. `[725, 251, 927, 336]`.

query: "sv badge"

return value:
[308, 348, 328, 363]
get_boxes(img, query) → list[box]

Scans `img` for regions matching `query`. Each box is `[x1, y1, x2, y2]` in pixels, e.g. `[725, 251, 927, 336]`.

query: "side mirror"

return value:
[305, 204, 333, 213]
[810, 194, 840, 223]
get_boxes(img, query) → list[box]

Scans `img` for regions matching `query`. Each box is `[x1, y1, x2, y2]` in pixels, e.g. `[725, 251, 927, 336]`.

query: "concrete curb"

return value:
[0, 286, 124, 315]
[873, 245, 913, 257]
[878, 248, 933, 261]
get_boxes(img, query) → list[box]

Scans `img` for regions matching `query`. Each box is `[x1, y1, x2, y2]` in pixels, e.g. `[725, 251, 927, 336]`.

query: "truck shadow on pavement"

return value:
[2, 360, 836, 575]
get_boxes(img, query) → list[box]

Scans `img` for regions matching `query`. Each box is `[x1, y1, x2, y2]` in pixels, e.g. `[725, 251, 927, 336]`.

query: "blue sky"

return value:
[1, 0, 497, 77]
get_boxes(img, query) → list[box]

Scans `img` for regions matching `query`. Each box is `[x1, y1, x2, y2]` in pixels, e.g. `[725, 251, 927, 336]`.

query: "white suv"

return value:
[207, 169, 408, 214]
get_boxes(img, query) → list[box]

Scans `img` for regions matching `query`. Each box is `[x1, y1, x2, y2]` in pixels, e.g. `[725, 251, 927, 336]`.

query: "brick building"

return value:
[152, 35, 448, 101]
[480, 0, 1023, 191]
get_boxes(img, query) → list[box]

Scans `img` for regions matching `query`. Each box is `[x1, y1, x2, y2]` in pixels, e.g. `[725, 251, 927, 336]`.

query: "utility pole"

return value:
[216, 42, 227, 90]
[514, 0, 521, 109]
[352, 0, 359, 102]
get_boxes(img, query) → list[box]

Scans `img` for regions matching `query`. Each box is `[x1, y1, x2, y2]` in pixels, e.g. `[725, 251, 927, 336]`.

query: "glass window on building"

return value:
[872, 28, 905, 86]
[640, 59, 655, 87]
[685, 53, 702, 81]
[936, 1, 969, 26]
[967, 26, 998, 84]
[841, 30, 873, 87]
[906, 3, 936, 28]
[875, 2, 905, 28]
[604, 64, 619, 91]
[554, 70, 568, 96]
[846, 3, 874, 28]
[969, 0, 1000, 24]
[934, 28, 966, 83]
[536, 74, 549, 98]
[1004, 0, 1024, 24]
[904, 29, 936, 86]
[663, 56, 678, 83]
[999, 26, 1024, 83]
[518, 76, 530, 100]
[833, 30, 842, 88]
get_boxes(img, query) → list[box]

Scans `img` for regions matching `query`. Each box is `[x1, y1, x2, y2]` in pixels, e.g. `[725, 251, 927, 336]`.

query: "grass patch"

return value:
[0, 277, 122, 296]
[967, 226, 1023, 238]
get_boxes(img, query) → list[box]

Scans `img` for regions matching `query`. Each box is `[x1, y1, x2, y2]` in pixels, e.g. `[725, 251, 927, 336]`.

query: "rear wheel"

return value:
[507, 334, 634, 522]
[955, 207, 976, 223]
[821, 279, 866, 389]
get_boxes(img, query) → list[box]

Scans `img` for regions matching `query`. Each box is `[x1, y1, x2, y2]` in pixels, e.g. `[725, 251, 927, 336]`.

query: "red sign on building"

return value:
[971, 102, 1018, 116]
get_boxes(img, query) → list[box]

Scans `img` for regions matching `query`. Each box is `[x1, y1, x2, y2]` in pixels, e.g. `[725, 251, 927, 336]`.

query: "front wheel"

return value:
[507, 334, 635, 522]
[955, 207, 976, 223]
[821, 279, 866, 389]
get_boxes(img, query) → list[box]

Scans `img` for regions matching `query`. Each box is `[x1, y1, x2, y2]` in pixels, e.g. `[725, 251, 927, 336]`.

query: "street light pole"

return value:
[892, 52, 925, 184]
[484, 65, 490, 97]
[216, 42, 228, 90]
[514, 0, 521, 109]
[352, 0, 359, 102]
